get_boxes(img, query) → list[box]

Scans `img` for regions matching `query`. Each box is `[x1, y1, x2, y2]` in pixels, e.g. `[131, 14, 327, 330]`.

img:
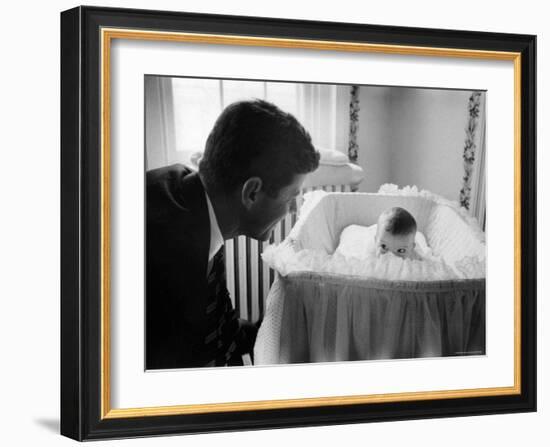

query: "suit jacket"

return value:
[145, 164, 254, 369]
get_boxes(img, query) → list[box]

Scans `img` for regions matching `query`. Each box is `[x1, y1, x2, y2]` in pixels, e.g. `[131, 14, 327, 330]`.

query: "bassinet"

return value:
[254, 187, 486, 365]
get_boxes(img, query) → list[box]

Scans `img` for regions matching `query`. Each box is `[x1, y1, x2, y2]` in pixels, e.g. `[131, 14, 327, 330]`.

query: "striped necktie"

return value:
[203, 247, 239, 366]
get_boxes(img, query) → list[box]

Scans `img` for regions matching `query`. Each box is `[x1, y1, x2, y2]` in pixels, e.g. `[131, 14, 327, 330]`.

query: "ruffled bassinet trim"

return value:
[377, 183, 486, 244]
[263, 185, 486, 282]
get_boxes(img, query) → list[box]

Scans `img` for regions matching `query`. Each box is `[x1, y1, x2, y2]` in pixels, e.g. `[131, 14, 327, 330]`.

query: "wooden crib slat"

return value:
[263, 240, 272, 307]
[232, 237, 240, 317]
[273, 221, 282, 245]
[280, 216, 286, 243]
[237, 236, 248, 320]
[225, 239, 236, 309]
[245, 237, 252, 321]
[258, 241, 266, 318]
[250, 239, 260, 322]
[269, 227, 278, 286]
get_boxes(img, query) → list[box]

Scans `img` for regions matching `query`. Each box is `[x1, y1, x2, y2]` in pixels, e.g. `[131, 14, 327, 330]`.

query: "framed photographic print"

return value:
[60, 5, 536, 441]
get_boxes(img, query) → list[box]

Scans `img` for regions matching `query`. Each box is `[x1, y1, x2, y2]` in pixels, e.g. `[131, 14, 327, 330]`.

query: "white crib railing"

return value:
[226, 184, 353, 321]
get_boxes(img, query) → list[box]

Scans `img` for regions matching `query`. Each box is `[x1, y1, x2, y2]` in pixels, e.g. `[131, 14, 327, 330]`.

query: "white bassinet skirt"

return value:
[255, 273, 485, 364]
[254, 187, 486, 365]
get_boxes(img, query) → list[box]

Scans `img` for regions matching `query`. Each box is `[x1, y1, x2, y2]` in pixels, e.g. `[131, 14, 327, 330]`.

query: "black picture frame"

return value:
[60, 5, 536, 441]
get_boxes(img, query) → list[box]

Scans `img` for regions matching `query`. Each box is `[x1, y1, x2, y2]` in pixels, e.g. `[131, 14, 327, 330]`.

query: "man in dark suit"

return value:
[146, 99, 320, 369]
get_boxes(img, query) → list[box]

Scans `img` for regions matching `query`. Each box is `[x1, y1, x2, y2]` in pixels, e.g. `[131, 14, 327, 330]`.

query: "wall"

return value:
[357, 86, 472, 201]
[357, 86, 393, 192]
[391, 88, 471, 200]
[1, 1, 545, 446]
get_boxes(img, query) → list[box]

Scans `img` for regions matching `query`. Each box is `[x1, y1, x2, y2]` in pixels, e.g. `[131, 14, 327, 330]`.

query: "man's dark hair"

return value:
[379, 207, 417, 236]
[199, 99, 320, 196]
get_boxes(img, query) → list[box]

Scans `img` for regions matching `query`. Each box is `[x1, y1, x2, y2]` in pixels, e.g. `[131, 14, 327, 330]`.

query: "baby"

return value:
[375, 207, 418, 259]
[335, 206, 428, 260]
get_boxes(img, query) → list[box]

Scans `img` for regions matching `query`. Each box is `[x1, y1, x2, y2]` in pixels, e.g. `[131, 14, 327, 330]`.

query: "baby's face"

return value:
[375, 229, 416, 259]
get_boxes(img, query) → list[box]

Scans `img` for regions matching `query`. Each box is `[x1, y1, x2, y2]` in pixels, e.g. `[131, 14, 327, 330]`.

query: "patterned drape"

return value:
[348, 85, 360, 164]
[459, 92, 482, 210]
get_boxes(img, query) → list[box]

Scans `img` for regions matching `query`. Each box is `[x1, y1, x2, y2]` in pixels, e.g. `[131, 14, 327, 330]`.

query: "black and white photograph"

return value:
[56, 4, 537, 442]
[145, 76, 487, 370]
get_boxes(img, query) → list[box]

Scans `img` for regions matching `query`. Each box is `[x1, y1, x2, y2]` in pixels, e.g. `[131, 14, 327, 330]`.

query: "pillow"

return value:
[317, 147, 349, 166]
[190, 151, 202, 167]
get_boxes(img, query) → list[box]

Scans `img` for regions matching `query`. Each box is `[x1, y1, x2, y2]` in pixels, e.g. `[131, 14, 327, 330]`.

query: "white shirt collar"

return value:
[204, 189, 224, 262]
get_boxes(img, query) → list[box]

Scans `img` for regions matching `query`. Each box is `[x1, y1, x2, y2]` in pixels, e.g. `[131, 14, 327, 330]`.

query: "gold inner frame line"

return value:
[100, 27, 522, 420]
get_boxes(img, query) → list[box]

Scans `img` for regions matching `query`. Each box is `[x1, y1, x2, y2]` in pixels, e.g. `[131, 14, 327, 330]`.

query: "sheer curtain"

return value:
[144, 77, 351, 171]
[296, 83, 350, 152]
[144, 76, 177, 170]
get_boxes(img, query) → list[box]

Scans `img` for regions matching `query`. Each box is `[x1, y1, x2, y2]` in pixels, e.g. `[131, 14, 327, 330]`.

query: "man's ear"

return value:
[241, 177, 263, 209]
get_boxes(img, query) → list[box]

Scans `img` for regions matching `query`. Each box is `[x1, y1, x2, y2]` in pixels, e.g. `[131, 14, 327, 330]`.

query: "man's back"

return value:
[146, 165, 222, 369]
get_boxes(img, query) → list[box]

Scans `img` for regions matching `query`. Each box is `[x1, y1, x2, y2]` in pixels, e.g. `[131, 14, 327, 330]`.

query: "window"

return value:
[145, 76, 350, 170]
